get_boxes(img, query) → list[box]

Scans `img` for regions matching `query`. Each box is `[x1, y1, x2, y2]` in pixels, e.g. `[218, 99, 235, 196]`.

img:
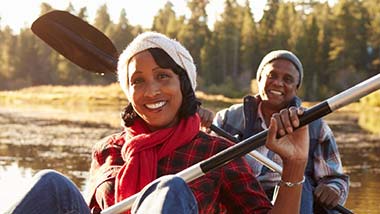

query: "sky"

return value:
[0, 0, 267, 34]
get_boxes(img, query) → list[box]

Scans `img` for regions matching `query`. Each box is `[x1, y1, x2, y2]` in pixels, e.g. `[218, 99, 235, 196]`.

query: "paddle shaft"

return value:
[102, 73, 380, 214]
[210, 124, 283, 173]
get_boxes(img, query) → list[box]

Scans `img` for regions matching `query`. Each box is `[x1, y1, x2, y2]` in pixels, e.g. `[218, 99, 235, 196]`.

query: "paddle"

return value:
[31, 10, 283, 174]
[102, 72, 380, 213]
[31, 10, 362, 214]
[31, 10, 118, 74]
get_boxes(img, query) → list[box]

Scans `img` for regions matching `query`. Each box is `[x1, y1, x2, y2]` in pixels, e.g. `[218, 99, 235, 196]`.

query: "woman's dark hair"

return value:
[121, 48, 201, 127]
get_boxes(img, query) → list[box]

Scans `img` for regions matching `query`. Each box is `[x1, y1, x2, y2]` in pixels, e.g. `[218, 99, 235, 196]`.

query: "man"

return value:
[213, 50, 349, 214]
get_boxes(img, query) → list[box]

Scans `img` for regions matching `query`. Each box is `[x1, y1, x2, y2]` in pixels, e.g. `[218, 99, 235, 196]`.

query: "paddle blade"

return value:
[31, 10, 118, 74]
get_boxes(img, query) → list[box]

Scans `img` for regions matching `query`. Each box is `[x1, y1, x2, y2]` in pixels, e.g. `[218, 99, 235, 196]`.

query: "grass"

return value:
[1, 83, 377, 114]
[0, 83, 128, 109]
[0, 84, 243, 113]
[0, 84, 243, 128]
[1, 84, 379, 134]
[360, 90, 380, 107]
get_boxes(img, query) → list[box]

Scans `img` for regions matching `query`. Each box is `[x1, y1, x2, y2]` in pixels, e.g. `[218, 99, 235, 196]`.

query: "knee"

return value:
[156, 175, 187, 190]
[32, 169, 75, 190]
[33, 169, 64, 182]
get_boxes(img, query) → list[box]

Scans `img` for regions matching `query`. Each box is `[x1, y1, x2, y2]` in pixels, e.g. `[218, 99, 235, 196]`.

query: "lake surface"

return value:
[0, 105, 379, 213]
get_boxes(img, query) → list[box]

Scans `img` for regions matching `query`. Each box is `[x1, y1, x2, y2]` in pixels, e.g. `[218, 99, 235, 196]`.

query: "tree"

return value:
[107, 9, 134, 53]
[272, 2, 299, 50]
[166, 15, 185, 39]
[363, 0, 380, 75]
[178, 0, 210, 75]
[94, 4, 112, 33]
[313, 2, 334, 98]
[65, 2, 75, 13]
[240, 0, 260, 81]
[0, 26, 17, 89]
[213, 0, 241, 80]
[15, 28, 44, 87]
[152, 1, 182, 38]
[200, 32, 223, 86]
[77, 7, 89, 20]
[23, 3, 59, 86]
[329, 0, 370, 91]
[258, 0, 280, 52]
[295, 15, 319, 100]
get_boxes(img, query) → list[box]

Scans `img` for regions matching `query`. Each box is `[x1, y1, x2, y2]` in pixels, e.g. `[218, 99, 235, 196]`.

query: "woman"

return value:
[86, 32, 309, 214]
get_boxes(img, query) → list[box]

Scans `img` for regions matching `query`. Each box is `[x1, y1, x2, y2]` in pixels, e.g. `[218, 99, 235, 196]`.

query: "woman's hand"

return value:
[265, 106, 309, 162]
[267, 107, 309, 214]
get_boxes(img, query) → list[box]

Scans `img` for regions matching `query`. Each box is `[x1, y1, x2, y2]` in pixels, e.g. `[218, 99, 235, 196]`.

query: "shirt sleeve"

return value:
[85, 133, 125, 210]
[213, 104, 245, 139]
[213, 108, 228, 129]
[313, 121, 350, 204]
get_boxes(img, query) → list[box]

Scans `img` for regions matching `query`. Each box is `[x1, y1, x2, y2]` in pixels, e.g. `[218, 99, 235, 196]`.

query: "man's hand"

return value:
[198, 107, 214, 133]
[314, 183, 340, 209]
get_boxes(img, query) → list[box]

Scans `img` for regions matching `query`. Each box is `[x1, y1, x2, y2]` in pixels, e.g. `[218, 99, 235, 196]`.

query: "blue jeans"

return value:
[132, 175, 198, 214]
[5, 169, 90, 214]
[6, 170, 198, 214]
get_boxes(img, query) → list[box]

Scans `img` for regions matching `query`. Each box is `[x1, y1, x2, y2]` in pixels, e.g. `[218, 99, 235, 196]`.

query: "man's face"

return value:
[258, 59, 299, 111]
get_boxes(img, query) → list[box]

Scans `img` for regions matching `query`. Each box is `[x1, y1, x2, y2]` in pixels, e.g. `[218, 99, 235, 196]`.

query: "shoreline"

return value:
[0, 109, 120, 148]
[1, 105, 379, 149]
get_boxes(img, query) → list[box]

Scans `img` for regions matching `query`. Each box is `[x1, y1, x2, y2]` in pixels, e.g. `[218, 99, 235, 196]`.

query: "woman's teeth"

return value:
[146, 101, 166, 109]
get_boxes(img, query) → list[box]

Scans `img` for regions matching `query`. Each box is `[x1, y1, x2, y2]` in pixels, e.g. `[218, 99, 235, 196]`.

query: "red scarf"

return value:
[115, 114, 200, 202]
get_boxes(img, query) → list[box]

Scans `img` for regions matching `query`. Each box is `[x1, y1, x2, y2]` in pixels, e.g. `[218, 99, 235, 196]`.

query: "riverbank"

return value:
[0, 107, 119, 147]
[1, 102, 379, 148]
[1, 83, 380, 174]
[0, 83, 241, 113]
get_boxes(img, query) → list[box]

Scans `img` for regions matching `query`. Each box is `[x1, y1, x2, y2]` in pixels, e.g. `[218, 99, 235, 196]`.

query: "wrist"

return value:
[281, 159, 307, 183]
[282, 156, 308, 164]
[279, 176, 305, 187]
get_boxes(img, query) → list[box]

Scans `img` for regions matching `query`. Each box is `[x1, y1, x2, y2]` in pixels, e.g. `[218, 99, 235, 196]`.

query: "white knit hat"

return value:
[256, 50, 303, 88]
[117, 32, 197, 96]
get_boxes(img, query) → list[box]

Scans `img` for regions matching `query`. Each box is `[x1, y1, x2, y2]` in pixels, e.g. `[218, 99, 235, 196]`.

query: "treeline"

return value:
[0, 0, 379, 101]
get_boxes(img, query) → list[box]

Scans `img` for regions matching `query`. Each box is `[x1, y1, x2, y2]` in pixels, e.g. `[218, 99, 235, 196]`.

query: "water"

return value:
[0, 144, 90, 210]
[0, 107, 379, 213]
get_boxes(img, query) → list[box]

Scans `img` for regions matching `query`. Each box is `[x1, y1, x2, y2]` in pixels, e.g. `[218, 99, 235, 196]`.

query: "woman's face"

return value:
[126, 50, 183, 131]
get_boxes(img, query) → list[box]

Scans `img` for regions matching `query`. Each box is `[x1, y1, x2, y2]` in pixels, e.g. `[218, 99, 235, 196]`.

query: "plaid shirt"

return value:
[86, 131, 272, 214]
